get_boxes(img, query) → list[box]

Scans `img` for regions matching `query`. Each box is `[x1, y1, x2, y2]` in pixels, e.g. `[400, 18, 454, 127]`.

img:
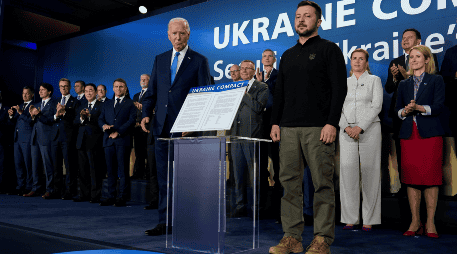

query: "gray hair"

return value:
[168, 17, 190, 33]
[141, 74, 150, 78]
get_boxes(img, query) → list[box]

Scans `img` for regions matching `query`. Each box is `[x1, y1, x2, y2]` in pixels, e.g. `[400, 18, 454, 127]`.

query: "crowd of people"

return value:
[0, 1, 456, 254]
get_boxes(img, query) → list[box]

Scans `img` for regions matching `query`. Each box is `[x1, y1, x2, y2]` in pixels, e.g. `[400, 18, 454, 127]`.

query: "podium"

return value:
[158, 135, 271, 254]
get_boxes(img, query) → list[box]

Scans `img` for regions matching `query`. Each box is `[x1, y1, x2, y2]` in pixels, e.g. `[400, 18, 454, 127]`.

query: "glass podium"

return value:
[158, 135, 271, 254]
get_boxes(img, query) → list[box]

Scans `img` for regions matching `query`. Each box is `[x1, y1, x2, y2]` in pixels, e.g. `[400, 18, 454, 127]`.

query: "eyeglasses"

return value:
[240, 67, 254, 71]
[230, 70, 240, 73]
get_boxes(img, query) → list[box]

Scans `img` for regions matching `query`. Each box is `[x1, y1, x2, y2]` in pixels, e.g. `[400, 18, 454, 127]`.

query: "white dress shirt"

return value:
[171, 45, 189, 75]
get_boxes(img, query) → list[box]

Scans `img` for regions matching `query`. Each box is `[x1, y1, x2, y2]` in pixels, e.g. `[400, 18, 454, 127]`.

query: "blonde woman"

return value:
[396, 45, 445, 238]
[339, 49, 383, 231]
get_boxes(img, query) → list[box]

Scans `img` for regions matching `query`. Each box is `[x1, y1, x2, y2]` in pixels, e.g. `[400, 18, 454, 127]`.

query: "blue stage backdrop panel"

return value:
[38, 0, 457, 123]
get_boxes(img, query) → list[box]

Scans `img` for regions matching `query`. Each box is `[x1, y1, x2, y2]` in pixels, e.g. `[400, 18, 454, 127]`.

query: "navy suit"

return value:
[395, 73, 445, 139]
[75, 100, 104, 200]
[10, 102, 34, 191]
[31, 99, 58, 193]
[98, 97, 136, 200]
[142, 47, 211, 224]
[52, 95, 80, 197]
[441, 45, 457, 136]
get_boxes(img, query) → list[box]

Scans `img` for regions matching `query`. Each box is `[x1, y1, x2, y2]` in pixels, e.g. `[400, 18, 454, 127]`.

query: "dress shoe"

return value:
[424, 223, 439, 238]
[403, 223, 424, 236]
[114, 199, 127, 207]
[144, 203, 158, 210]
[90, 198, 100, 204]
[42, 192, 58, 199]
[99, 199, 116, 206]
[362, 226, 372, 232]
[343, 225, 355, 230]
[73, 197, 90, 202]
[145, 224, 172, 236]
[23, 191, 38, 197]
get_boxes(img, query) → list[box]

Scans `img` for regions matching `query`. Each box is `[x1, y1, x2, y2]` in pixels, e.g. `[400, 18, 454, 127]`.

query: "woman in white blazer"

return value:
[339, 48, 383, 231]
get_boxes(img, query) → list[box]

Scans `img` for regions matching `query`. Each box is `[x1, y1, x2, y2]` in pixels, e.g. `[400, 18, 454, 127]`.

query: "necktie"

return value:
[115, 98, 121, 114]
[61, 96, 66, 105]
[88, 103, 92, 111]
[405, 55, 410, 70]
[22, 103, 27, 111]
[139, 90, 145, 101]
[171, 52, 180, 84]
[41, 101, 45, 109]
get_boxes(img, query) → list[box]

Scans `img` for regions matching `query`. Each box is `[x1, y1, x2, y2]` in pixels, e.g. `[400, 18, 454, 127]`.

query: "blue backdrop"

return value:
[38, 0, 457, 124]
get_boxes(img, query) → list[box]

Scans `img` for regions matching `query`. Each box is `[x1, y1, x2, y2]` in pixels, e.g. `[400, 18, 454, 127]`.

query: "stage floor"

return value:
[0, 192, 456, 253]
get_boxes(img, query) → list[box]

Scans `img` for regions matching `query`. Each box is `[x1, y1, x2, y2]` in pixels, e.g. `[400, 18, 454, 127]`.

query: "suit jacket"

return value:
[133, 89, 147, 123]
[52, 95, 80, 143]
[441, 45, 457, 109]
[262, 68, 278, 111]
[231, 80, 269, 138]
[31, 99, 58, 146]
[74, 100, 103, 150]
[10, 102, 33, 143]
[98, 97, 136, 147]
[339, 71, 383, 131]
[395, 73, 445, 139]
[142, 47, 211, 140]
[386, 53, 440, 118]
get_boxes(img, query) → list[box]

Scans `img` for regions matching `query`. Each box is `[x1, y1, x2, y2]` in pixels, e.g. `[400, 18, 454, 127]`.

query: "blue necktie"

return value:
[61, 96, 66, 105]
[41, 101, 45, 109]
[171, 52, 180, 84]
[115, 98, 121, 114]
[139, 90, 145, 101]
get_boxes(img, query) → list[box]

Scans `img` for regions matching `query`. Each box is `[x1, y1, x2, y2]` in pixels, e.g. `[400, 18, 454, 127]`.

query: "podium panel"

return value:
[161, 136, 270, 254]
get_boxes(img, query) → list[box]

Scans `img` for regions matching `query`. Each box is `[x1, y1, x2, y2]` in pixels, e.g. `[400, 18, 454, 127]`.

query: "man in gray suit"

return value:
[230, 60, 268, 217]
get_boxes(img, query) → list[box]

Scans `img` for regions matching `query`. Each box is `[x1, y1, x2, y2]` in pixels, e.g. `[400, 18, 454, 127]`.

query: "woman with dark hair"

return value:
[339, 48, 383, 231]
[396, 45, 445, 238]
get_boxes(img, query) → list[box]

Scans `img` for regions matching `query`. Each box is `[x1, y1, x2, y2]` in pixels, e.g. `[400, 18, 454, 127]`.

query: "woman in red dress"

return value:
[395, 45, 445, 238]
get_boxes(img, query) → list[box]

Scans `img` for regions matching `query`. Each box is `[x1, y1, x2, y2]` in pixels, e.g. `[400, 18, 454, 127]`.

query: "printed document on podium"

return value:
[170, 80, 248, 133]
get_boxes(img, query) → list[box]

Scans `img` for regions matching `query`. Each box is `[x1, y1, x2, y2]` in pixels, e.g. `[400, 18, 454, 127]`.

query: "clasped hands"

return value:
[28, 105, 41, 118]
[345, 126, 363, 140]
[402, 100, 425, 117]
[55, 103, 66, 117]
[8, 105, 22, 116]
[102, 124, 119, 139]
[390, 63, 409, 82]
[80, 109, 91, 120]
[255, 66, 272, 82]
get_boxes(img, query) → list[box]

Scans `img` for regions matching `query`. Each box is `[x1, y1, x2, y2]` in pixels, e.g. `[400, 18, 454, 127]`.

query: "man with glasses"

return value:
[230, 60, 268, 217]
[230, 64, 242, 82]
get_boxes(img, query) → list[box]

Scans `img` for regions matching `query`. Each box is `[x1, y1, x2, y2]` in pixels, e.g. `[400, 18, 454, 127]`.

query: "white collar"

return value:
[24, 100, 32, 104]
[172, 45, 189, 58]
[42, 97, 51, 104]
[115, 95, 125, 101]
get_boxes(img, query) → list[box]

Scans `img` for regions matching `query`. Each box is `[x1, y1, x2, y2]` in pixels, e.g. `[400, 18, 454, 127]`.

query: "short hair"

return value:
[23, 86, 34, 94]
[402, 28, 421, 40]
[230, 64, 240, 70]
[59, 78, 71, 86]
[40, 83, 54, 96]
[349, 48, 372, 75]
[240, 60, 255, 69]
[297, 1, 322, 19]
[168, 17, 190, 33]
[85, 83, 96, 91]
[113, 78, 127, 86]
[97, 84, 106, 91]
[408, 45, 436, 75]
[263, 49, 276, 59]
[141, 74, 150, 78]
[75, 80, 86, 87]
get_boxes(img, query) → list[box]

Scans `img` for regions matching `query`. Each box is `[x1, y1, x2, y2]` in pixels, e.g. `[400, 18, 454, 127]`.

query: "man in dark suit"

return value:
[29, 83, 58, 199]
[74, 80, 87, 104]
[141, 17, 211, 236]
[131, 74, 150, 180]
[97, 84, 109, 103]
[230, 60, 268, 217]
[385, 28, 440, 196]
[98, 78, 136, 207]
[8, 86, 34, 196]
[441, 44, 457, 137]
[52, 78, 81, 200]
[73, 83, 105, 203]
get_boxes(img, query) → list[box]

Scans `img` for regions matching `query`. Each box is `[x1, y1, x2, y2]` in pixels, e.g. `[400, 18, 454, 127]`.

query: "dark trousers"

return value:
[78, 147, 104, 200]
[30, 144, 43, 192]
[38, 144, 54, 193]
[14, 142, 33, 191]
[133, 126, 148, 177]
[147, 143, 159, 205]
[52, 140, 78, 196]
[104, 145, 131, 200]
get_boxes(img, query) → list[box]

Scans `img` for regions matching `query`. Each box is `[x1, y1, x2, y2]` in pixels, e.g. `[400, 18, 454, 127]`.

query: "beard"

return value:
[295, 23, 318, 37]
